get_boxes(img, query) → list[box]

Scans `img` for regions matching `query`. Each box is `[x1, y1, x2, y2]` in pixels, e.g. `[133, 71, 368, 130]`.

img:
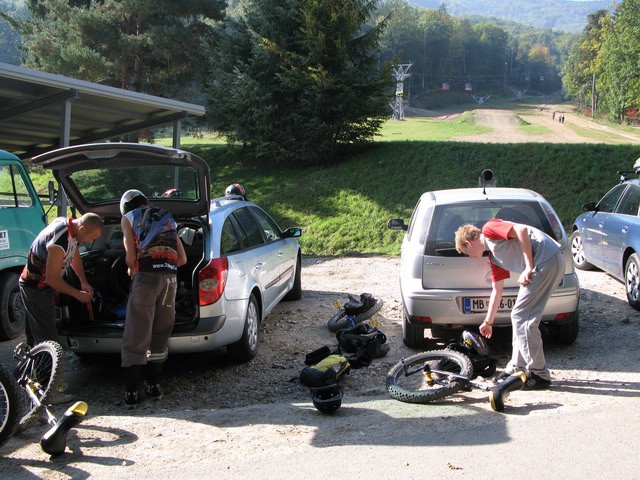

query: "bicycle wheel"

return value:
[386, 349, 473, 404]
[18, 341, 65, 430]
[0, 362, 20, 448]
[327, 299, 384, 332]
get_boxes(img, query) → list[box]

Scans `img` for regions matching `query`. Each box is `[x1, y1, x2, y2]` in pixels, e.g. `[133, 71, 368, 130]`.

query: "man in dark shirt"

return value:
[20, 213, 103, 345]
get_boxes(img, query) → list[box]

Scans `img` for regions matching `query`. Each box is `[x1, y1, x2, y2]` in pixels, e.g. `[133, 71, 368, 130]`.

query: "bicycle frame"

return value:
[399, 358, 492, 392]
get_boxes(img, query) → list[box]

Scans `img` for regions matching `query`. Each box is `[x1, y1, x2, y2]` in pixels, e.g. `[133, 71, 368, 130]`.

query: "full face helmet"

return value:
[120, 189, 147, 215]
[461, 330, 489, 356]
[225, 183, 247, 200]
[311, 384, 343, 414]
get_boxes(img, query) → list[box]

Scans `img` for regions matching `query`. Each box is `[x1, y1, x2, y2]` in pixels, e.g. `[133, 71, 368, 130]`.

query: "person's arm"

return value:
[71, 248, 93, 297]
[480, 279, 503, 339]
[508, 223, 534, 285]
[121, 215, 138, 277]
[45, 246, 92, 303]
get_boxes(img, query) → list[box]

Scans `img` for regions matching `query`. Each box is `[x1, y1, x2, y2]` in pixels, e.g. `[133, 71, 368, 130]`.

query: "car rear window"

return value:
[424, 201, 555, 256]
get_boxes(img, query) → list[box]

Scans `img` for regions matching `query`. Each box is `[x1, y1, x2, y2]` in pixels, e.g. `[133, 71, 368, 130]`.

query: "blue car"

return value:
[571, 166, 640, 309]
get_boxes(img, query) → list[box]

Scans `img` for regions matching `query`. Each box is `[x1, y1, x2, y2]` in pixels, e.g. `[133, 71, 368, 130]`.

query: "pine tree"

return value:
[9, 0, 225, 99]
[205, 0, 390, 165]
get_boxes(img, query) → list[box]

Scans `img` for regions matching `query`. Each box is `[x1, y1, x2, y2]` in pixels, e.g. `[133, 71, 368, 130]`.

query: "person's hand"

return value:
[518, 266, 533, 286]
[75, 290, 92, 304]
[480, 320, 493, 339]
[80, 281, 94, 297]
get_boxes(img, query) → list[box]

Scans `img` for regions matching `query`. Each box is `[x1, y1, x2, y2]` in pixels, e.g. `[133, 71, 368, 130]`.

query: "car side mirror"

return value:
[581, 202, 597, 212]
[387, 218, 408, 231]
[283, 227, 302, 238]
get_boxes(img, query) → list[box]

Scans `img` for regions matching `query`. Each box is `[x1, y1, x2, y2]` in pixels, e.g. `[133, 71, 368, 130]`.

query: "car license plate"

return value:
[463, 296, 517, 314]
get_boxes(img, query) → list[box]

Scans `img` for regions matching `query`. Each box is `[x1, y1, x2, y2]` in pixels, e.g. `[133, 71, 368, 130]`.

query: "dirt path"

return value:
[448, 104, 640, 144]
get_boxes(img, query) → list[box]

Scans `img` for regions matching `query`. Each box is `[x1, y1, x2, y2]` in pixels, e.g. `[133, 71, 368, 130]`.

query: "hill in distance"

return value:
[411, 0, 611, 32]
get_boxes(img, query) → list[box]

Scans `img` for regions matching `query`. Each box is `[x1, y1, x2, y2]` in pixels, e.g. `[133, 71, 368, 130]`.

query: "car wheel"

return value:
[0, 272, 26, 340]
[548, 313, 579, 345]
[625, 254, 640, 310]
[283, 255, 302, 301]
[402, 309, 425, 349]
[227, 294, 260, 362]
[570, 230, 595, 271]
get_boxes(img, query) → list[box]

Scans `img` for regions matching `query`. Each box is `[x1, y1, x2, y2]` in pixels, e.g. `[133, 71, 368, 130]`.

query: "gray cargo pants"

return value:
[121, 272, 177, 367]
[506, 251, 564, 381]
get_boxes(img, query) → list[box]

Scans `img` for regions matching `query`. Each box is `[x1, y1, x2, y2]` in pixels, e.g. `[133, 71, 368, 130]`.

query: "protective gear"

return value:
[225, 183, 247, 199]
[489, 371, 526, 412]
[461, 330, 489, 356]
[120, 189, 147, 215]
[311, 384, 343, 414]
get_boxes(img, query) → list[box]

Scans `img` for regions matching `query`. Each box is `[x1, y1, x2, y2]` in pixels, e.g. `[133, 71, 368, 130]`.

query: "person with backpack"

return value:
[119, 189, 187, 408]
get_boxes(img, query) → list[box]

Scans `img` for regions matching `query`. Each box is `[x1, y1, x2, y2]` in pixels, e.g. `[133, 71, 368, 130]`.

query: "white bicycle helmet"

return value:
[120, 189, 147, 215]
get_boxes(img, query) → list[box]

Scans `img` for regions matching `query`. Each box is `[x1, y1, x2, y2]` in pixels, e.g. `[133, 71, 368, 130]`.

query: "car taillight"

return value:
[555, 312, 574, 320]
[410, 315, 432, 325]
[198, 257, 228, 306]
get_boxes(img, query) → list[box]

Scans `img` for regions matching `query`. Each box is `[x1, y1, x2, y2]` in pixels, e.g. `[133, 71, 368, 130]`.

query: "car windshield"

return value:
[66, 165, 201, 205]
[425, 201, 555, 256]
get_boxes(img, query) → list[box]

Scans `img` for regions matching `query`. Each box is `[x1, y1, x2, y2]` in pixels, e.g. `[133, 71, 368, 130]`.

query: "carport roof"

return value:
[0, 62, 206, 159]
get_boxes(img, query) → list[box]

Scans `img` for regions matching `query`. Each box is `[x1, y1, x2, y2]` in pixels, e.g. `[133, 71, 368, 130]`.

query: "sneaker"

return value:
[522, 372, 552, 390]
[124, 391, 139, 409]
[145, 384, 163, 401]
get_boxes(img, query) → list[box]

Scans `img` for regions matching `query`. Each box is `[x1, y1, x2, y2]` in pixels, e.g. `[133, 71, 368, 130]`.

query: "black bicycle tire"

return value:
[0, 362, 20, 448]
[327, 299, 384, 332]
[18, 341, 65, 430]
[386, 350, 473, 404]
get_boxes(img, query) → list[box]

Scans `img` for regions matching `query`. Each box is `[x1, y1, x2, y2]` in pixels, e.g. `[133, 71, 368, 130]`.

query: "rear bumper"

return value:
[402, 273, 580, 328]
[58, 315, 231, 355]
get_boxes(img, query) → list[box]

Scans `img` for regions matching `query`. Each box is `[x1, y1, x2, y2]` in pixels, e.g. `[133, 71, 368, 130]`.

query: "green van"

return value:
[0, 149, 48, 339]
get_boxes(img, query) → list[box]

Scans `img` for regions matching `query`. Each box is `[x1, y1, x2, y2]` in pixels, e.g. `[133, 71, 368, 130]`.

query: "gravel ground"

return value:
[2, 255, 640, 480]
[3, 254, 634, 416]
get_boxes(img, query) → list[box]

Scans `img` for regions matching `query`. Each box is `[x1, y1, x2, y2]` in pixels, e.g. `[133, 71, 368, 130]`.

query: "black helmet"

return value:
[461, 330, 489, 356]
[311, 384, 343, 414]
[225, 183, 247, 199]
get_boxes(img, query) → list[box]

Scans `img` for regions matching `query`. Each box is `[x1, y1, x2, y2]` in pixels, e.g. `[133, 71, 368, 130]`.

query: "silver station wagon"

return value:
[32, 143, 302, 362]
[388, 185, 580, 348]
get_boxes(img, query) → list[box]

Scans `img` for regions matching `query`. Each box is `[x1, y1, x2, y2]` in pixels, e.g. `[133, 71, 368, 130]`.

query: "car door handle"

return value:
[622, 226, 629, 233]
[277, 251, 283, 257]
[255, 262, 264, 269]
[598, 223, 605, 229]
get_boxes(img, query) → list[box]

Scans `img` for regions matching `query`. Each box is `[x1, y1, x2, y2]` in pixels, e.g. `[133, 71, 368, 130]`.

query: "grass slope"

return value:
[189, 141, 640, 256]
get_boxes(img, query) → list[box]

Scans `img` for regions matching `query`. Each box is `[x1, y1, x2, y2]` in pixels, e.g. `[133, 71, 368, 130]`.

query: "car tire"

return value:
[227, 294, 260, 362]
[402, 309, 425, 349]
[548, 313, 579, 345]
[0, 272, 26, 340]
[625, 253, 640, 310]
[570, 230, 595, 271]
[283, 255, 302, 301]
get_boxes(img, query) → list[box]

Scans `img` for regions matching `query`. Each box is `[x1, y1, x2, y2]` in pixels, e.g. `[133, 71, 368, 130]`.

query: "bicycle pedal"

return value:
[332, 300, 342, 310]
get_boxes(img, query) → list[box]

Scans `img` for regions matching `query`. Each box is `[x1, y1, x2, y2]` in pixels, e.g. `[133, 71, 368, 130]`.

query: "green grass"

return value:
[375, 114, 491, 141]
[566, 123, 634, 143]
[515, 115, 551, 135]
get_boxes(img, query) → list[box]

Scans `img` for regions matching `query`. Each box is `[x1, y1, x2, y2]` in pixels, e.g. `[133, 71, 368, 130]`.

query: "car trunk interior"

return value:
[59, 218, 206, 333]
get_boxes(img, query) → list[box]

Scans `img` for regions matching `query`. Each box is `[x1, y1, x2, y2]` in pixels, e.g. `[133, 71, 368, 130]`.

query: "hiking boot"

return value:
[521, 372, 552, 390]
[124, 391, 139, 409]
[145, 384, 163, 401]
